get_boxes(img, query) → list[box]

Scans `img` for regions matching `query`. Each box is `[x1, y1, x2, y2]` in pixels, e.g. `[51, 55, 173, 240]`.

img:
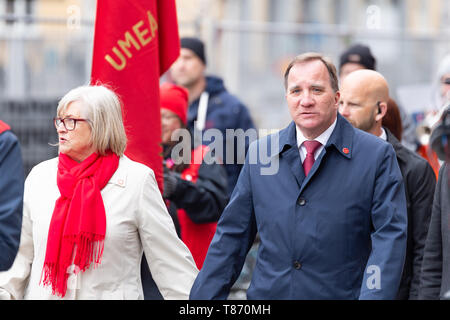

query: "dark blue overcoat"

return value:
[190, 114, 407, 300]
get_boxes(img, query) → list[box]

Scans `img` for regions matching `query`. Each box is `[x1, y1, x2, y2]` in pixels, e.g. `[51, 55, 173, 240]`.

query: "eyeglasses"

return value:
[442, 78, 450, 85]
[161, 114, 180, 121]
[54, 117, 90, 131]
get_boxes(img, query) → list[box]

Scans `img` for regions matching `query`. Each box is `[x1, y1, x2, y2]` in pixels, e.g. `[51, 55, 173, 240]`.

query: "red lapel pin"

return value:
[342, 147, 350, 154]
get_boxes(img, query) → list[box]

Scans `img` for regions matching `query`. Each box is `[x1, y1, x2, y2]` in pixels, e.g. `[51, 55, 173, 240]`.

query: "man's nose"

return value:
[300, 93, 314, 107]
[339, 103, 350, 117]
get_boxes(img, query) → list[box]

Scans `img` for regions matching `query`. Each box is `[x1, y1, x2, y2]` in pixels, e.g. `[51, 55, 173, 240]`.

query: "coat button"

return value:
[297, 198, 306, 206]
[294, 261, 302, 270]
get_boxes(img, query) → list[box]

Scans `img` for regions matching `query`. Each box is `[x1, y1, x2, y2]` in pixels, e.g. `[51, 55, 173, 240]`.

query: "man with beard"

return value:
[169, 37, 255, 197]
[339, 69, 436, 299]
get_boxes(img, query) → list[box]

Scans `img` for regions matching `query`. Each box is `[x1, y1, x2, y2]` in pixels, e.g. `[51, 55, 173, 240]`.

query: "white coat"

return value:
[0, 156, 198, 299]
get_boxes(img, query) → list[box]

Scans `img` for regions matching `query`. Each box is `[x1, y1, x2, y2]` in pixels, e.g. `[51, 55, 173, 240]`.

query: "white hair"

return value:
[437, 54, 450, 79]
[57, 85, 127, 156]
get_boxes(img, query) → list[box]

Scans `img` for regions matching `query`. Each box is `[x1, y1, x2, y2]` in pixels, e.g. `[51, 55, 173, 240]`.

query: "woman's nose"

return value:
[56, 122, 67, 133]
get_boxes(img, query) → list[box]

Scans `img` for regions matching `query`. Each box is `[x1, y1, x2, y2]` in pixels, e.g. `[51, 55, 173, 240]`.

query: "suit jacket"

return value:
[385, 129, 436, 299]
[419, 164, 450, 299]
[0, 156, 198, 300]
[190, 113, 408, 300]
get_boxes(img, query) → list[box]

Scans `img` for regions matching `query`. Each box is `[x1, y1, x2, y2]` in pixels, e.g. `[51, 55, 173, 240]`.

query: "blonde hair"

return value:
[57, 85, 127, 156]
[284, 52, 339, 93]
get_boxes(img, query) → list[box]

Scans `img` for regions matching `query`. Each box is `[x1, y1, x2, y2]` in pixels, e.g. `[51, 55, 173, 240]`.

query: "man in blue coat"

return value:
[170, 37, 255, 197]
[0, 120, 24, 271]
[190, 53, 407, 300]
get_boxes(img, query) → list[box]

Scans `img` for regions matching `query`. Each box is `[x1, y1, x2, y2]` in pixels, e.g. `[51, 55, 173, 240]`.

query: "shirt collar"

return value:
[379, 127, 387, 141]
[275, 113, 354, 160]
[296, 117, 338, 148]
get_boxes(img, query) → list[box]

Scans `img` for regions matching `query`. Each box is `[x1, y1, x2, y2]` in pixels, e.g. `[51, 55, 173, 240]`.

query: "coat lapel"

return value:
[284, 146, 306, 188]
[277, 115, 355, 192]
[299, 114, 354, 193]
[278, 122, 305, 188]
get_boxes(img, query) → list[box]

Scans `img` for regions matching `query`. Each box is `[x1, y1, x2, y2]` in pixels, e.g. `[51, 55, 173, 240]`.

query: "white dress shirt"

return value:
[296, 118, 337, 163]
[379, 127, 387, 141]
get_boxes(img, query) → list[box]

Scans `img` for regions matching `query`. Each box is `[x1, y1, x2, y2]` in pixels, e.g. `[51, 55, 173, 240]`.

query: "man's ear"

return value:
[376, 102, 387, 122]
[334, 91, 341, 107]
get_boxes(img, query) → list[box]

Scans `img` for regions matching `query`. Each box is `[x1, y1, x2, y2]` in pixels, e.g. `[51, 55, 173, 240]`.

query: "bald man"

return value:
[339, 70, 436, 300]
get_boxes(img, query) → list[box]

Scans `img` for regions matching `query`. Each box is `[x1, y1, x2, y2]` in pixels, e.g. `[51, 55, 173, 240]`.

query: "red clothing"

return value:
[42, 152, 119, 297]
[0, 120, 11, 134]
[417, 144, 441, 179]
[175, 145, 217, 269]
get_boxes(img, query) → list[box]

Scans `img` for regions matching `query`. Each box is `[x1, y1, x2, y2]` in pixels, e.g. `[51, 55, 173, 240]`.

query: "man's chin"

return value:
[343, 117, 357, 128]
[173, 78, 196, 88]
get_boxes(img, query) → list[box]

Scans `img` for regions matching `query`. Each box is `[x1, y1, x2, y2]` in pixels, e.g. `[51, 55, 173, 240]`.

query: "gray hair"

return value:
[284, 52, 339, 93]
[437, 54, 450, 79]
[57, 85, 127, 156]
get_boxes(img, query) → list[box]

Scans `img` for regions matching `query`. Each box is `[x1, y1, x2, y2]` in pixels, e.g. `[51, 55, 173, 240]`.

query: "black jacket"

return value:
[385, 128, 436, 299]
[164, 145, 229, 236]
[141, 142, 228, 300]
[419, 164, 450, 299]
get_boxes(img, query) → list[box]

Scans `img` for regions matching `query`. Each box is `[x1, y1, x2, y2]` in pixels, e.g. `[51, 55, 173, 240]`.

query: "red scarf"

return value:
[41, 151, 119, 297]
[0, 120, 11, 134]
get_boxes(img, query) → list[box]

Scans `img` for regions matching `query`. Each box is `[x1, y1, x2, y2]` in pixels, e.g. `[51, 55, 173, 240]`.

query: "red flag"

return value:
[0, 120, 11, 134]
[90, 0, 180, 191]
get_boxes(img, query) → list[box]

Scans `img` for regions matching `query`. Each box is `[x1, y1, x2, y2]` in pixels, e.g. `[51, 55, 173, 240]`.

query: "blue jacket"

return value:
[190, 114, 408, 300]
[0, 130, 24, 271]
[187, 76, 255, 196]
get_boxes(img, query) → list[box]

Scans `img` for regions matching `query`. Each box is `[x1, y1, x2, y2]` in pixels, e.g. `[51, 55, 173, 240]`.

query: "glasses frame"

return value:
[54, 117, 90, 131]
[161, 114, 180, 121]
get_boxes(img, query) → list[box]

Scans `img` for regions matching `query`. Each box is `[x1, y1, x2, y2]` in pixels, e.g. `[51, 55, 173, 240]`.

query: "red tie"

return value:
[302, 140, 322, 176]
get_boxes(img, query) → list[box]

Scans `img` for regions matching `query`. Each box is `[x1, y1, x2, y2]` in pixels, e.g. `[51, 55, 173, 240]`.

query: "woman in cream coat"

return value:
[0, 85, 198, 300]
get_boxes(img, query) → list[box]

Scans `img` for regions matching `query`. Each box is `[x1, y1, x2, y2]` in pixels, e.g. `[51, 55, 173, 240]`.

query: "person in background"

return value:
[0, 85, 198, 300]
[339, 69, 436, 299]
[383, 98, 404, 142]
[419, 106, 450, 299]
[159, 82, 228, 268]
[339, 44, 417, 151]
[0, 120, 24, 272]
[417, 54, 450, 178]
[190, 53, 407, 300]
[437, 55, 450, 108]
[170, 36, 258, 299]
[169, 36, 256, 197]
[140, 83, 228, 300]
[339, 44, 377, 81]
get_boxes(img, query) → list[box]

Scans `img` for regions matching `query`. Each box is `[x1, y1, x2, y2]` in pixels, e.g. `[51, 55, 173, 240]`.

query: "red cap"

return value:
[160, 83, 189, 125]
